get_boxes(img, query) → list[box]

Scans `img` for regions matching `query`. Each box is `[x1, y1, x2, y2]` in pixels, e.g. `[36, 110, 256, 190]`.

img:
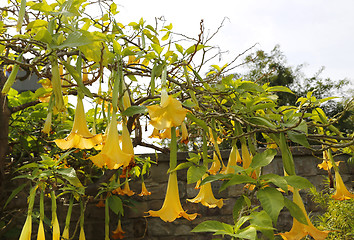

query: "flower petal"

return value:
[147, 172, 197, 222]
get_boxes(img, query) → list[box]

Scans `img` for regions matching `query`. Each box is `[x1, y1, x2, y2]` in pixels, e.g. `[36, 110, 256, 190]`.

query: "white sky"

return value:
[117, 0, 354, 86]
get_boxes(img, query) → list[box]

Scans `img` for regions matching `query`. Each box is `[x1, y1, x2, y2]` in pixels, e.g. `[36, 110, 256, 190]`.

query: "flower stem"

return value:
[170, 126, 177, 169]
[105, 196, 110, 240]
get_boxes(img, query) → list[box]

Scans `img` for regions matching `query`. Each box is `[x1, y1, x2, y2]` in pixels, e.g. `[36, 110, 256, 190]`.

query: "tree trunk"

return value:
[0, 70, 10, 184]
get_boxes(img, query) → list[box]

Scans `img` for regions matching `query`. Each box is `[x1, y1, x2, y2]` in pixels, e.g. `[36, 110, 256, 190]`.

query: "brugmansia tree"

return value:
[0, 0, 353, 239]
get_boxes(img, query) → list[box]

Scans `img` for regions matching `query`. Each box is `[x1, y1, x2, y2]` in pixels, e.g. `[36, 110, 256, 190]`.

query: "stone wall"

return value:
[79, 146, 352, 240]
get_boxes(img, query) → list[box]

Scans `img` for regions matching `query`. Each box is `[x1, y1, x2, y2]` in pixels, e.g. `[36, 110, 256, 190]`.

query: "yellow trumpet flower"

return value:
[52, 214, 60, 240]
[120, 181, 135, 196]
[121, 122, 134, 155]
[37, 220, 45, 240]
[279, 189, 329, 240]
[112, 219, 125, 239]
[79, 226, 86, 240]
[180, 122, 189, 144]
[187, 174, 223, 208]
[208, 128, 226, 174]
[148, 171, 198, 222]
[149, 127, 180, 139]
[318, 150, 341, 171]
[331, 170, 354, 200]
[139, 182, 151, 196]
[222, 145, 242, 174]
[19, 215, 32, 240]
[90, 112, 134, 169]
[147, 95, 188, 130]
[54, 97, 102, 149]
[317, 160, 340, 171]
[122, 90, 131, 110]
[62, 226, 69, 240]
[209, 152, 221, 175]
[241, 143, 252, 169]
[42, 111, 53, 134]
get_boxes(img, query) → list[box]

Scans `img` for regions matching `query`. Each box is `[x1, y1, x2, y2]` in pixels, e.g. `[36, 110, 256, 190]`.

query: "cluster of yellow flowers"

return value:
[33, 80, 353, 239]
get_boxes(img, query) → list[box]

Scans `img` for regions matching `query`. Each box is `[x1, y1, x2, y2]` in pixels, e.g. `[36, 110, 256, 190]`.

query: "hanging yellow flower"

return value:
[222, 145, 241, 174]
[122, 90, 131, 110]
[62, 227, 69, 239]
[120, 181, 135, 196]
[279, 189, 329, 240]
[90, 112, 134, 169]
[147, 95, 188, 130]
[96, 200, 106, 208]
[79, 226, 86, 240]
[187, 174, 223, 208]
[180, 122, 189, 144]
[317, 160, 340, 171]
[42, 111, 53, 134]
[241, 143, 252, 169]
[149, 128, 180, 139]
[112, 219, 125, 239]
[147, 171, 198, 222]
[19, 215, 32, 240]
[331, 170, 354, 200]
[37, 220, 45, 240]
[208, 128, 226, 174]
[139, 182, 151, 196]
[54, 96, 102, 149]
[209, 152, 221, 175]
[52, 214, 60, 240]
[318, 150, 341, 171]
[121, 122, 134, 155]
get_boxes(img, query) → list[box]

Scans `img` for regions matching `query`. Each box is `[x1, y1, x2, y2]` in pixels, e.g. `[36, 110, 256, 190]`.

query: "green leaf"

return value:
[199, 173, 234, 186]
[260, 174, 288, 192]
[108, 195, 123, 215]
[187, 165, 207, 184]
[284, 176, 313, 189]
[175, 43, 184, 54]
[4, 183, 28, 209]
[250, 102, 276, 112]
[191, 220, 233, 234]
[220, 175, 257, 192]
[55, 31, 94, 49]
[122, 105, 147, 116]
[293, 120, 308, 134]
[249, 211, 274, 239]
[57, 168, 82, 187]
[151, 43, 163, 55]
[232, 226, 257, 239]
[233, 196, 246, 223]
[250, 149, 277, 169]
[238, 81, 265, 92]
[61, 61, 93, 98]
[186, 152, 200, 164]
[165, 23, 173, 30]
[186, 112, 208, 133]
[168, 162, 193, 173]
[184, 44, 206, 55]
[15, 162, 39, 172]
[161, 31, 170, 41]
[257, 187, 284, 224]
[34, 29, 52, 44]
[266, 86, 294, 94]
[284, 197, 308, 225]
[287, 130, 310, 148]
[278, 133, 296, 175]
[248, 116, 277, 129]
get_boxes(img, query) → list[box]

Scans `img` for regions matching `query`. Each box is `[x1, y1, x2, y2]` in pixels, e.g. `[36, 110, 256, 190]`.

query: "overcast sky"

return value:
[117, 0, 354, 87]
